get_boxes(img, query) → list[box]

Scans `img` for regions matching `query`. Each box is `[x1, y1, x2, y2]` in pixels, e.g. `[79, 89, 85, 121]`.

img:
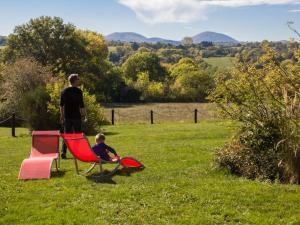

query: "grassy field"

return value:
[1, 122, 300, 225]
[103, 103, 217, 124]
[204, 57, 235, 68]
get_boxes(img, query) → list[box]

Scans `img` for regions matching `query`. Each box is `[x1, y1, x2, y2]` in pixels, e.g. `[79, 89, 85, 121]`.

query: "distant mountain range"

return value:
[105, 31, 239, 45]
[193, 31, 238, 44]
[106, 32, 181, 45]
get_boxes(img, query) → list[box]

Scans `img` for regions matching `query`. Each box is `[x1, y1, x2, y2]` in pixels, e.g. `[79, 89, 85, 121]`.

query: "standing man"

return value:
[60, 74, 86, 159]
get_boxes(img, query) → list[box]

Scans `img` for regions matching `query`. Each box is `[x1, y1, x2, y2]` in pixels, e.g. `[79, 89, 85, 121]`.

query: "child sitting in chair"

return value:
[92, 133, 119, 162]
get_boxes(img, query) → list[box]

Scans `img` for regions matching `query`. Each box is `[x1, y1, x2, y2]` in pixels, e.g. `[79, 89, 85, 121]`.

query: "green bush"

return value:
[132, 72, 164, 101]
[46, 81, 108, 134]
[20, 86, 53, 130]
[210, 42, 300, 184]
[122, 51, 167, 82]
[82, 90, 108, 134]
[216, 113, 283, 181]
[169, 58, 214, 102]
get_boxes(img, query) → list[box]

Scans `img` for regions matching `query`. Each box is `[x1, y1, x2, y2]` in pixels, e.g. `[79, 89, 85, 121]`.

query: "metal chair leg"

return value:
[84, 163, 97, 174]
[55, 159, 59, 172]
[109, 164, 120, 176]
[74, 158, 79, 175]
[99, 161, 103, 173]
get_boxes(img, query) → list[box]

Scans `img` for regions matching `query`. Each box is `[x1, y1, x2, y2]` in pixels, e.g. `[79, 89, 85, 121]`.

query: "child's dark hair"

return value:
[95, 133, 105, 142]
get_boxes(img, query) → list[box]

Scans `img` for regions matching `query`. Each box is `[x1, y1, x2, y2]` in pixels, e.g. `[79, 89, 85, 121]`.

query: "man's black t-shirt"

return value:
[60, 87, 84, 119]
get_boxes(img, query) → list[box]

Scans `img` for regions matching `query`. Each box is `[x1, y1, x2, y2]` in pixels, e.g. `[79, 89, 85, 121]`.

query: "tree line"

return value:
[0, 17, 295, 106]
[0, 16, 220, 105]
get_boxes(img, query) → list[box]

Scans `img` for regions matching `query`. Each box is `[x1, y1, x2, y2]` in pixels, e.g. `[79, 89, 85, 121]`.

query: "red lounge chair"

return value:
[61, 133, 144, 176]
[19, 131, 60, 180]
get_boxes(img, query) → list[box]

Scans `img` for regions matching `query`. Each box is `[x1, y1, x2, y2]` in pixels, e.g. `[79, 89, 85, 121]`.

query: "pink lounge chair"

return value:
[61, 133, 144, 176]
[18, 131, 60, 180]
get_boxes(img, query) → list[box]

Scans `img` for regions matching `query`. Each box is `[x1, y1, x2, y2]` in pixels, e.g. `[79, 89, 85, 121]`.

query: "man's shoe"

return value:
[61, 153, 67, 159]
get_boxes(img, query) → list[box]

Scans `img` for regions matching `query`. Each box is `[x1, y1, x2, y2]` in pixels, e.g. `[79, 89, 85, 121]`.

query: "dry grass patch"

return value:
[102, 103, 217, 124]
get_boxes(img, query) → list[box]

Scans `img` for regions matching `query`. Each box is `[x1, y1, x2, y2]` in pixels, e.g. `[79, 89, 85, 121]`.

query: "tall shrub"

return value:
[46, 81, 108, 134]
[210, 42, 300, 183]
[0, 58, 52, 118]
[21, 86, 53, 130]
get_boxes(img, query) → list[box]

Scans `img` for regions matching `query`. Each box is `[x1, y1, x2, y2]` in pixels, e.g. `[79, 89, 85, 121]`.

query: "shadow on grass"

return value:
[86, 167, 145, 184]
[18, 133, 31, 138]
[86, 172, 117, 184]
[62, 157, 75, 160]
[114, 167, 145, 177]
[102, 131, 119, 136]
[51, 170, 66, 178]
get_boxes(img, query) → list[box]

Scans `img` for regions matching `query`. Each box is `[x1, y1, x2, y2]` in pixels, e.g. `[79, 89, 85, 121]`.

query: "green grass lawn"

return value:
[1, 122, 300, 225]
[204, 57, 235, 68]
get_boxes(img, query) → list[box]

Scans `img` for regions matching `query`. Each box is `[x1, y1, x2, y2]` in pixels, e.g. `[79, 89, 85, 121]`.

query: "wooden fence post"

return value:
[194, 109, 198, 124]
[111, 109, 115, 125]
[11, 113, 16, 137]
[150, 110, 154, 124]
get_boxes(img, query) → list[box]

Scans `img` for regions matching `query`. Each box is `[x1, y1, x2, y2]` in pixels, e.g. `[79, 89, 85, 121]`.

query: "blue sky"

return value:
[1, 0, 300, 41]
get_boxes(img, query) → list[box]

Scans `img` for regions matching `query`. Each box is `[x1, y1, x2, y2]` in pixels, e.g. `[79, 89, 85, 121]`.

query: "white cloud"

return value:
[289, 9, 300, 12]
[119, 0, 300, 24]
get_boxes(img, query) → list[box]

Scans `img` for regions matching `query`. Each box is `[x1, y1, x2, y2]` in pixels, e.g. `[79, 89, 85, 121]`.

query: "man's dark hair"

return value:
[68, 74, 79, 84]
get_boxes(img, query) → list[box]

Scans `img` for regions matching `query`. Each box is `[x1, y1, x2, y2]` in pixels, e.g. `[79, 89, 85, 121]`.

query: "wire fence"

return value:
[0, 104, 217, 136]
[103, 103, 217, 124]
[0, 113, 16, 137]
[0, 113, 30, 137]
[0, 116, 12, 125]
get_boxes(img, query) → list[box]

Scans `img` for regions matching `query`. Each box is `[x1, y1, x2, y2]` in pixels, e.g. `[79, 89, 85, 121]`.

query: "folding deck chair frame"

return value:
[61, 133, 121, 176]
[19, 130, 60, 180]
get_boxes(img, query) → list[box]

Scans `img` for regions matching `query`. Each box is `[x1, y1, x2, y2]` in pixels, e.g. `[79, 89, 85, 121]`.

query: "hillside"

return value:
[193, 31, 239, 44]
[106, 31, 238, 45]
[106, 32, 147, 43]
[106, 32, 180, 45]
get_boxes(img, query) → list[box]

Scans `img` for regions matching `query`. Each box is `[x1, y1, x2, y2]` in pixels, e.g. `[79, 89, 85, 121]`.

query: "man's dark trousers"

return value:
[62, 119, 82, 155]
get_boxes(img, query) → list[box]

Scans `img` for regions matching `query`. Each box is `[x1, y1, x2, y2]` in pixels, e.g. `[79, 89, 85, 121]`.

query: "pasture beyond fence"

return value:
[103, 103, 216, 124]
[108, 109, 199, 125]
[0, 103, 217, 137]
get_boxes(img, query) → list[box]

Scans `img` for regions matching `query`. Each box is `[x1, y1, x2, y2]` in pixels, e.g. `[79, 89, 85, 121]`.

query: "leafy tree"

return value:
[157, 48, 184, 64]
[2, 17, 112, 89]
[169, 58, 199, 78]
[137, 47, 151, 53]
[131, 42, 140, 51]
[171, 70, 212, 101]
[133, 72, 164, 101]
[76, 30, 108, 70]
[122, 51, 167, 82]
[169, 58, 214, 101]
[182, 37, 193, 46]
[94, 64, 125, 102]
[109, 44, 133, 65]
[73, 31, 124, 102]
[0, 58, 52, 117]
[2, 16, 86, 75]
